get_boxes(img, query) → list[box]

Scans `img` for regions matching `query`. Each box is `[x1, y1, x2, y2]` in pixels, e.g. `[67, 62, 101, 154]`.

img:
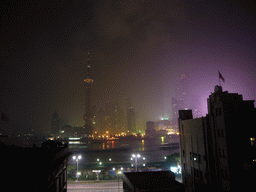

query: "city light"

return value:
[131, 153, 140, 171]
[69, 137, 81, 140]
[170, 165, 181, 174]
[73, 155, 82, 182]
[92, 170, 101, 173]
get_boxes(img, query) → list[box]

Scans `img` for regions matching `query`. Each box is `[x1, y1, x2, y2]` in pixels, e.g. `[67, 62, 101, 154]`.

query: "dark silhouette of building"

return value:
[123, 171, 184, 192]
[1, 140, 69, 192]
[179, 85, 256, 192]
[51, 111, 60, 138]
[83, 53, 94, 137]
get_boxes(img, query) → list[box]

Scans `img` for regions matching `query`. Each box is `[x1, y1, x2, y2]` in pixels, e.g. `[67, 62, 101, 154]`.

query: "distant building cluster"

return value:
[179, 85, 256, 191]
[146, 119, 178, 137]
[50, 100, 138, 139]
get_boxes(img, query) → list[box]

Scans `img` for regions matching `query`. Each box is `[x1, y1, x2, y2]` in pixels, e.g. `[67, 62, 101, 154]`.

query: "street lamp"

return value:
[132, 153, 140, 171]
[73, 155, 82, 181]
[117, 170, 122, 192]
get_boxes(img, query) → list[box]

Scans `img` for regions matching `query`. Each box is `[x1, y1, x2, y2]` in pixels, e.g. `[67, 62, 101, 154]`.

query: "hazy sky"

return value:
[1, 0, 256, 135]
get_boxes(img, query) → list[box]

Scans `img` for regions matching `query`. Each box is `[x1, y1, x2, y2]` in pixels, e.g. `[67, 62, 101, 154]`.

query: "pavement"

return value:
[67, 181, 123, 192]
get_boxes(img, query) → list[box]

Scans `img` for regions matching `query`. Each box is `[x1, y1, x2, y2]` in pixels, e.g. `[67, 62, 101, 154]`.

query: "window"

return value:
[199, 170, 203, 179]
[193, 153, 198, 162]
[217, 129, 225, 138]
[198, 154, 202, 164]
[217, 129, 220, 137]
[251, 138, 255, 146]
[215, 108, 222, 116]
[221, 129, 224, 137]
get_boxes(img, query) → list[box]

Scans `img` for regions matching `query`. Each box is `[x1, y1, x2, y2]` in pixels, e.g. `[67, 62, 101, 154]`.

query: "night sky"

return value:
[1, 0, 256, 135]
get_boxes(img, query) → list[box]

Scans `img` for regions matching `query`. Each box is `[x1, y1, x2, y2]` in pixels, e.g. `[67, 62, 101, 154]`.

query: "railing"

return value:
[69, 190, 122, 192]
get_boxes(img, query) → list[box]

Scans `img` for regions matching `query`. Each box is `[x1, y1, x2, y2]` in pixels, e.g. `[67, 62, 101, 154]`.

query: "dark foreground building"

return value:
[1, 140, 69, 192]
[179, 85, 256, 192]
[123, 171, 185, 192]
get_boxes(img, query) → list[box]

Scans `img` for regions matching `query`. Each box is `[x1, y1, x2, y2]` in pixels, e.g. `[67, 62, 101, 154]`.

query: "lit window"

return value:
[250, 138, 255, 146]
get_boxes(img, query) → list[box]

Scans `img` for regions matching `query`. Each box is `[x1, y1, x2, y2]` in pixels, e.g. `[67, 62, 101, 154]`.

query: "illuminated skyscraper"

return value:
[83, 53, 94, 137]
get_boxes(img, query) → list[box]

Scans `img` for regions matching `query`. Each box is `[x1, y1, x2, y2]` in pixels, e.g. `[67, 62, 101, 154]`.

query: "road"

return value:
[67, 181, 123, 192]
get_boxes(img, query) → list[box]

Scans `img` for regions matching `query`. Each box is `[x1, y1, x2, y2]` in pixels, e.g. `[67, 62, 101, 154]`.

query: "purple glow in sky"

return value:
[1, 0, 256, 135]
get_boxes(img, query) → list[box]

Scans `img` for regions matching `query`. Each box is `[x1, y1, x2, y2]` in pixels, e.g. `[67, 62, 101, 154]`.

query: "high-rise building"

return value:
[179, 85, 256, 191]
[83, 53, 94, 137]
[172, 73, 189, 131]
[51, 111, 60, 138]
[127, 100, 136, 134]
[145, 121, 155, 137]
[113, 103, 125, 134]
[96, 101, 125, 135]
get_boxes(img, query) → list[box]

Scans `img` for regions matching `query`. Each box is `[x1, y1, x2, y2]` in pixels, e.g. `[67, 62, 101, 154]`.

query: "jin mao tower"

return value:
[83, 53, 94, 137]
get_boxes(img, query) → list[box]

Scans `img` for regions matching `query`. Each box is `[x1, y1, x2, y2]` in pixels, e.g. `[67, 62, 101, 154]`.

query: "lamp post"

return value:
[73, 155, 82, 181]
[117, 169, 122, 192]
[132, 153, 140, 171]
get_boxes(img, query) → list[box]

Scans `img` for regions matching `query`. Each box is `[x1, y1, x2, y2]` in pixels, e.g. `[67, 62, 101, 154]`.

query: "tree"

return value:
[166, 153, 180, 167]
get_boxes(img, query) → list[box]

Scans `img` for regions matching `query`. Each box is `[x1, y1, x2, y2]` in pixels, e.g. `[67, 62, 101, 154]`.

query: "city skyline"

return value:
[1, 1, 256, 135]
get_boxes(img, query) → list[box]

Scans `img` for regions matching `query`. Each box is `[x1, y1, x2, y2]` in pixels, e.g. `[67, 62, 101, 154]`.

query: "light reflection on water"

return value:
[88, 136, 179, 151]
[68, 136, 180, 165]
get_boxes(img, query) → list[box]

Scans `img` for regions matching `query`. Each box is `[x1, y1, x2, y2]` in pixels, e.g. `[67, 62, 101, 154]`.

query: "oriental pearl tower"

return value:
[83, 53, 94, 137]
